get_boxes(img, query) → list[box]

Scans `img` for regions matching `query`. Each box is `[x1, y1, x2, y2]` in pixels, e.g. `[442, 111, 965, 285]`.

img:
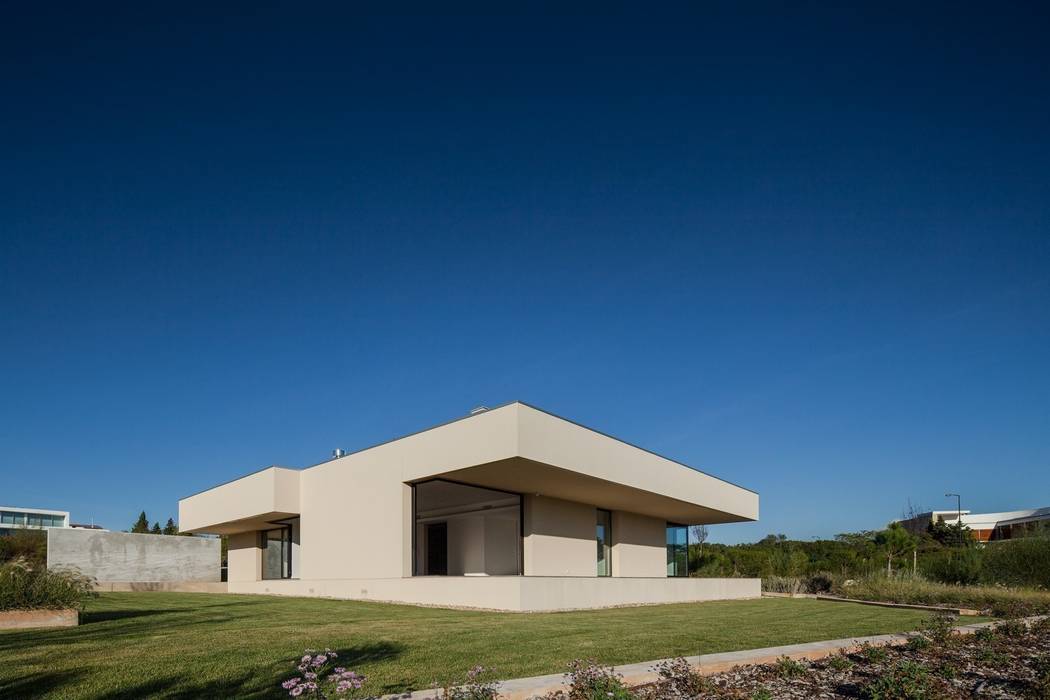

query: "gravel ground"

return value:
[646, 617, 1050, 699]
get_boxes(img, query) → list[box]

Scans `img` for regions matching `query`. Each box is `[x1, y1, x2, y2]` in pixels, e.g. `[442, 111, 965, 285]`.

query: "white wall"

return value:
[523, 495, 596, 576]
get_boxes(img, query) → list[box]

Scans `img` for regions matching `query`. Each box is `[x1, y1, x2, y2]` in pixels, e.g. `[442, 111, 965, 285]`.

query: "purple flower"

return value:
[304, 672, 317, 680]
[289, 686, 304, 697]
[282, 678, 300, 689]
[333, 667, 346, 674]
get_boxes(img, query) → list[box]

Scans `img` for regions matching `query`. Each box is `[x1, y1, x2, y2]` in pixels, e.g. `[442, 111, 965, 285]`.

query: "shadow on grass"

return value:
[0, 670, 85, 698]
[81, 608, 195, 624]
[86, 642, 407, 699]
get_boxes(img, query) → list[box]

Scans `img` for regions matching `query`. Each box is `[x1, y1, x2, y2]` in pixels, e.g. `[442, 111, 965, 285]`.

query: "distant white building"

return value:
[0, 506, 70, 537]
[899, 506, 1050, 542]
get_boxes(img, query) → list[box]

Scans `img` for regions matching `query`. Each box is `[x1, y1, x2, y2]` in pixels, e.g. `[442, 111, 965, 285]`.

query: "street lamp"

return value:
[945, 493, 962, 524]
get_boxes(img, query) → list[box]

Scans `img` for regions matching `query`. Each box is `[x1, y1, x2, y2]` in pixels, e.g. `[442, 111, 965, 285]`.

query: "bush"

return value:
[560, 659, 632, 700]
[281, 649, 367, 698]
[650, 657, 706, 697]
[444, 666, 500, 700]
[922, 548, 981, 585]
[981, 537, 1050, 589]
[762, 576, 804, 594]
[831, 571, 1050, 617]
[0, 530, 47, 565]
[0, 559, 95, 611]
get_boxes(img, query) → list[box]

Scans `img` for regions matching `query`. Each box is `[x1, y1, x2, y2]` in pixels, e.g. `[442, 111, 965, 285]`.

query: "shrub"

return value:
[1032, 656, 1050, 699]
[858, 642, 888, 664]
[444, 666, 500, 700]
[831, 572, 1050, 616]
[0, 559, 95, 611]
[561, 659, 632, 700]
[280, 649, 367, 698]
[774, 656, 806, 678]
[0, 530, 47, 565]
[905, 636, 929, 652]
[862, 660, 930, 699]
[922, 548, 981, 586]
[918, 613, 957, 645]
[981, 537, 1050, 589]
[995, 618, 1028, 637]
[805, 571, 836, 593]
[827, 652, 853, 672]
[650, 657, 705, 697]
[750, 689, 772, 700]
[762, 576, 804, 594]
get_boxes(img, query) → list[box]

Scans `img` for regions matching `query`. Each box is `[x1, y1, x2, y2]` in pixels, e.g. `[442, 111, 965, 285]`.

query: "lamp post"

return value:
[945, 492, 962, 524]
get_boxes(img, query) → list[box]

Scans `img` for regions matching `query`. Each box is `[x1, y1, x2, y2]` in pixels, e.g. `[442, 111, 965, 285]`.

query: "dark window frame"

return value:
[596, 508, 613, 577]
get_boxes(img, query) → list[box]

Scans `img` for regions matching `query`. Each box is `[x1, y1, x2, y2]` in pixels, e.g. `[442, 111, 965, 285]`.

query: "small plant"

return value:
[935, 661, 958, 680]
[918, 613, 957, 645]
[281, 649, 367, 698]
[973, 626, 996, 644]
[862, 660, 930, 699]
[976, 647, 1008, 666]
[650, 657, 706, 697]
[996, 618, 1028, 637]
[443, 665, 500, 700]
[827, 652, 853, 672]
[750, 689, 773, 700]
[858, 642, 889, 664]
[774, 656, 806, 678]
[905, 635, 929, 652]
[1032, 656, 1050, 699]
[562, 659, 632, 700]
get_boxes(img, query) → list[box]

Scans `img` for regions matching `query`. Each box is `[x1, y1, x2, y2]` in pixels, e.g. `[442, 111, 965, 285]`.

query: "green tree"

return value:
[162, 518, 179, 536]
[131, 511, 150, 533]
[875, 522, 917, 574]
[927, 520, 974, 548]
[150, 522, 162, 535]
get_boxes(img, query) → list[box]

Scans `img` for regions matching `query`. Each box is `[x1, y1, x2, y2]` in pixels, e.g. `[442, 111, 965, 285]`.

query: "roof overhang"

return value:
[179, 466, 300, 535]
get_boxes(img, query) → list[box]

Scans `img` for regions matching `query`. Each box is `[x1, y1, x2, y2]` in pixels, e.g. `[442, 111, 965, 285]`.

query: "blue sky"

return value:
[1, 4, 1047, 542]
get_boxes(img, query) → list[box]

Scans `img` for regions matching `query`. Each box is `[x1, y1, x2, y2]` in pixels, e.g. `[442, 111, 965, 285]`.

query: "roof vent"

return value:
[332, 448, 347, 459]
[469, 406, 489, 415]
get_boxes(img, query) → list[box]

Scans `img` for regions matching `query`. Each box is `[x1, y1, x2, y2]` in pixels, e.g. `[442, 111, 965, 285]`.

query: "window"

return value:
[667, 523, 688, 577]
[412, 480, 522, 576]
[261, 526, 292, 580]
[0, 511, 24, 525]
[596, 509, 612, 577]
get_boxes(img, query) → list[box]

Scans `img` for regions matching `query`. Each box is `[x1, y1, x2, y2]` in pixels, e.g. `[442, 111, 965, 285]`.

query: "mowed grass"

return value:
[0, 592, 980, 699]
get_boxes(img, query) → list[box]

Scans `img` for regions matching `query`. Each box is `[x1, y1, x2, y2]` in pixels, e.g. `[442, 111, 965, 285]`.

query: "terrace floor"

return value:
[0, 592, 985, 699]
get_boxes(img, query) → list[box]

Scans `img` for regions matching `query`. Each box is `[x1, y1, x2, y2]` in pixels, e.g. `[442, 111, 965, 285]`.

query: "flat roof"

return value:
[181, 401, 757, 501]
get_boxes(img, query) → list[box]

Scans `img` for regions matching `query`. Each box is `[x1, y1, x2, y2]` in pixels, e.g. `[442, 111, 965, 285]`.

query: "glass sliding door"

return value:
[596, 509, 612, 577]
[666, 523, 688, 577]
[262, 526, 292, 580]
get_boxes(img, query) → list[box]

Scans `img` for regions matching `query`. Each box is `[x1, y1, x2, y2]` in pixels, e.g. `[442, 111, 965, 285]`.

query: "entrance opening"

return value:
[413, 479, 522, 576]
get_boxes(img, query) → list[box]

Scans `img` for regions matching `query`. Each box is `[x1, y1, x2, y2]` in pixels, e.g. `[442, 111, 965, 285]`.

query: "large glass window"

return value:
[667, 523, 688, 577]
[262, 526, 292, 580]
[596, 509, 612, 577]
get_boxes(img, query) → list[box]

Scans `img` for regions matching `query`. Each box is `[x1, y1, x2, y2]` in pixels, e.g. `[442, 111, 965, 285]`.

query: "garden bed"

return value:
[669, 616, 1050, 699]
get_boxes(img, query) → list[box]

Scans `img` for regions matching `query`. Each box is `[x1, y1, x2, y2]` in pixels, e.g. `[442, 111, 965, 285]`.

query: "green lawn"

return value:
[0, 593, 980, 699]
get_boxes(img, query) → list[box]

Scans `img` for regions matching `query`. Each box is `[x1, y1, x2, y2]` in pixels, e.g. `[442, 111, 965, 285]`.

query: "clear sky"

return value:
[2, 4, 1047, 542]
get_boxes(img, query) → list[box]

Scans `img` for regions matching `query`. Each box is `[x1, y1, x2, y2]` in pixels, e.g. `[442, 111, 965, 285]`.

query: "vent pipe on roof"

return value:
[469, 406, 489, 415]
[332, 448, 346, 459]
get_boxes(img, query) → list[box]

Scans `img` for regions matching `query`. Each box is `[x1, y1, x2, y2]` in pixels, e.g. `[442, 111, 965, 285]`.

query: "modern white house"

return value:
[899, 507, 1050, 542]
[0, 506, 69, 537]
[179, 402, 760, 611]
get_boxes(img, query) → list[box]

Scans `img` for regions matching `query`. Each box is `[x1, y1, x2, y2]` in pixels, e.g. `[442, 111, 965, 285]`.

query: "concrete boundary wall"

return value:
[47, 528, 221, 582]
[226, 576, 760, 611]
